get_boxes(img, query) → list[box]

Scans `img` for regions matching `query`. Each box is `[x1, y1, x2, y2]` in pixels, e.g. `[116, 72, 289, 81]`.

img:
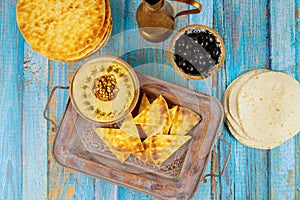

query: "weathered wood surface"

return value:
[0, 0, 299, 199]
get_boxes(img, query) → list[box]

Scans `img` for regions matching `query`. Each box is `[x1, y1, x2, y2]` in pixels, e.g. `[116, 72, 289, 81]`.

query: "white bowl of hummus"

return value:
[70, 55, 140, 125]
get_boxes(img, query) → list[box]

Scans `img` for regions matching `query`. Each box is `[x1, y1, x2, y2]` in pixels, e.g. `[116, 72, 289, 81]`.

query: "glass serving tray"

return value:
[47, 72, 229, 200]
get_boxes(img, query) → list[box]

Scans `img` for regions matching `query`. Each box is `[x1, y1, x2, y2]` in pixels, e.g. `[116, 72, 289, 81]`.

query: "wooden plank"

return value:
[269, 0, 298, 199]
[47, 60, 97, 200]
[0, 1, 23, 199]
[214, 0, 270, 199]
[22, 44, 48, 200]
[295, 2, 300, 199]
[187, 0, 214, 199]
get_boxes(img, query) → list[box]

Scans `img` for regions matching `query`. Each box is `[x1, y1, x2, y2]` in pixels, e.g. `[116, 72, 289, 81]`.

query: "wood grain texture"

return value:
[1, 0, 300, 199]
[295, 2, 300, 199]
[22, 44, 48, 200]
[47, 60, 98, 200]
[215, 0, 270, 199]
[0, 1, 23, 199]
[269, 0, 299, 199]
[187, 1, 215, 199]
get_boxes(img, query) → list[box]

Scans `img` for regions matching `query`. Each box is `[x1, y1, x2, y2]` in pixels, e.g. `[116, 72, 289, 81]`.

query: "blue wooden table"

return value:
[1, 0, 299, 199]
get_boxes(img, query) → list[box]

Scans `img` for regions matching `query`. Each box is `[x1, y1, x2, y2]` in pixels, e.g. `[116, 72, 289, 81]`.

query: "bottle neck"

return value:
[143, 0, 164, 11]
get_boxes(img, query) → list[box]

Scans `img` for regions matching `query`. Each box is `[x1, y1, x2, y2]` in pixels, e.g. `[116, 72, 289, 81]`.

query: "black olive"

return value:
[173, 28, 222, 76]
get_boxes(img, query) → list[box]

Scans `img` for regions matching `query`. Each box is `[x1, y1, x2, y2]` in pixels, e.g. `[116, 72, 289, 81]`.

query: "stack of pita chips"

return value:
[16, 0, 112, 62]
[94, 115, 143, 163]
[94, 94, 201, 166]
[132, 95, 201, 166]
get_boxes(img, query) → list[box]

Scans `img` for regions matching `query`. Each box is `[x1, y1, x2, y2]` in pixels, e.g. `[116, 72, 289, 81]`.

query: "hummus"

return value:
[71, 57, 138, 123]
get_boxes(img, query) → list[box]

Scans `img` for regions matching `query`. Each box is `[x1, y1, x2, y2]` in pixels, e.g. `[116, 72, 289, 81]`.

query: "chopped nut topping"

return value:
[93, 73, 118, 101]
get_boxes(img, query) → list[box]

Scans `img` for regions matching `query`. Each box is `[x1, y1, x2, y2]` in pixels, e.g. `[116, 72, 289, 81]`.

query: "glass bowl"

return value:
[70, 55, 140, 125]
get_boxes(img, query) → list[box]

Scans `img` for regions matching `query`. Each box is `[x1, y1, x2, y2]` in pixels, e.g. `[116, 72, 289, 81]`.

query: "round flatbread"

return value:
[223, 69, 269, 141]
[17, 0, 106, 60]
[227, 69, 269, 129]
[225, 116, 278, 149]
[237, 71, 300, 144]
[53, 0, 112, 62]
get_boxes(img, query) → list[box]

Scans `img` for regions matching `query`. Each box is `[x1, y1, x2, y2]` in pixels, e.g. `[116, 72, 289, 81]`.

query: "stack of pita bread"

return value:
[94, 94, 201, 166]
[223, 69, 300, 149]
[16, 0, 112, 62]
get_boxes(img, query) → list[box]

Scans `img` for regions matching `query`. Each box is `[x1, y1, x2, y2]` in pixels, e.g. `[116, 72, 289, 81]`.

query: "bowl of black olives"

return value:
[170, 24, 225, 80]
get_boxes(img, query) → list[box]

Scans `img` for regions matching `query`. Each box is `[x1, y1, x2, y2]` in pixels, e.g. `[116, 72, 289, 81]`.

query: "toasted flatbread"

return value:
[16, 0, 106, 61]
[163, 106, 178, 134]
[132, 95, 170, 127]
[132, 137, 155, 165]
[237, 71, 300, 144]
[94, 128, 130, 163]
[139, 124, 164, 137]
[94, 128, 144, 153]
[149, 135, 192, 166]
[170, 107, 201, 135]
[138, 93, 150, 114]
[120, 114, 139, 136]
[169, 106, 178, 122]
[53, 0, 112, 62]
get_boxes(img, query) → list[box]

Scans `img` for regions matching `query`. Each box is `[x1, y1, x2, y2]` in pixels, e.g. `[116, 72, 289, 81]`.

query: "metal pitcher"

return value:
[136, 0, 202, 42]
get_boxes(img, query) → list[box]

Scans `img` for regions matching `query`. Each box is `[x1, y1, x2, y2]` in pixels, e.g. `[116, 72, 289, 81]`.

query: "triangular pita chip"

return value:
[162, 106, 179, 134]
[94, 128, 130, 163]
[120, 114, 139, 136]
[170, 107, 201, 135]
[94, 128, 144, 153]
[138, 93, 150, 114]
[132, 95, 170, 127]
[149, 135, 192, 166]
[169, 106, 178, 122]
[132, 137, 155, 165]
[140, 124, 164, 137]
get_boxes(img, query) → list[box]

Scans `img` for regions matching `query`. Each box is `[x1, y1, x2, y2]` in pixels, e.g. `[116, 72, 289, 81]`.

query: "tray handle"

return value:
[43, 86, 69, 132]
[201, 133, 231, 183]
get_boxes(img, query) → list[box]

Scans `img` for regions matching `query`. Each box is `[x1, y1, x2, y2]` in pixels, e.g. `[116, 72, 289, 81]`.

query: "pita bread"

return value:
[225, 119, 277, 149]
[238, 71, 300, 144]
[16, 0, 106, 61]
[94, 128, 130, 163]
[169, 106, 178, 122]
[94, 127, 144, 153]
[53, 1, 112, 62]
[132, 95, 170, 127]
[132, 137, 155, 165]
[120, 114, 139, 136]
[149, 135, 192, 166]
[223, 69, 300, 149]
[170, 107, 201, 135]
[223, 69, 269, 141]
[139, 124, 164, 137]
[138, 93, 150, 114]
[133, 135, 191, 166]
[94, 114, 141, 163]
[137, 94, 169, 135]
[227, 69, 269, 129]
[161, 106, 178, 134]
